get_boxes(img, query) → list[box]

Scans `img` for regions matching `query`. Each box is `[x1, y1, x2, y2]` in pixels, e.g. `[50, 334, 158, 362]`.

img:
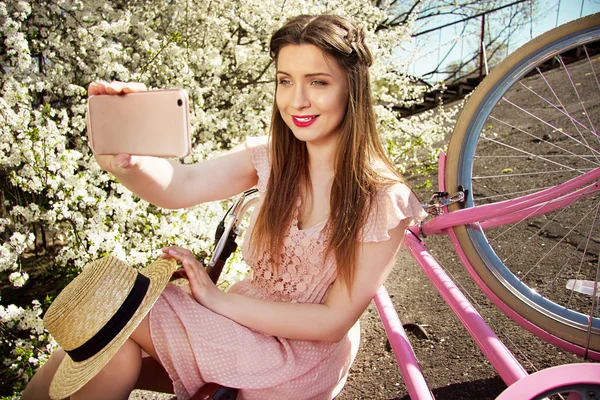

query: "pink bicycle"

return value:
[203, 13, 600, 400]
[382, 12, 600, 399]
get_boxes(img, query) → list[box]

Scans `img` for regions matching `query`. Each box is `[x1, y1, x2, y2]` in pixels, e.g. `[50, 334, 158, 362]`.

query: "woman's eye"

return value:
[311, 80, 327, 86]
[278, 78, 292, 85]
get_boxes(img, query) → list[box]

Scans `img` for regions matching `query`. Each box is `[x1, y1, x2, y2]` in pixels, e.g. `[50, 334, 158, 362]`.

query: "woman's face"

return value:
[275, 44, 349, 147]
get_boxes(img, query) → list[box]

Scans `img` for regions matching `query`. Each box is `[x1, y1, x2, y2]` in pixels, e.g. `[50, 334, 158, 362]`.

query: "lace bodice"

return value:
[239, 196, 336, 303]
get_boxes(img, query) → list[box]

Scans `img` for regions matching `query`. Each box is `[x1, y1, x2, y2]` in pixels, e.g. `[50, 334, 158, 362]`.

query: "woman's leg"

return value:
[131, 315, 175, 394]
[20, 338, 142, 400]
[71, 338, 142, 400]
[20, 348, 66, 400]
[73, 313, 174, 399]
[20, 314, 172, 399]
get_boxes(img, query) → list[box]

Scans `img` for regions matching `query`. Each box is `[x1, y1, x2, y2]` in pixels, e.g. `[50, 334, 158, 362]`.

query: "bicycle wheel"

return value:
[445, 13, 600, 352]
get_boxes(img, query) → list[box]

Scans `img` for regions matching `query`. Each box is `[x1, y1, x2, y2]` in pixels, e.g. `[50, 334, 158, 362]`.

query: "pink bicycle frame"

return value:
[373, 152, 600, 399]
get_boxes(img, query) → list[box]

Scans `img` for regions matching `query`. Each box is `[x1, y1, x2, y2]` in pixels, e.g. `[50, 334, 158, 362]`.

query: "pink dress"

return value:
[149, 136, 427, 399]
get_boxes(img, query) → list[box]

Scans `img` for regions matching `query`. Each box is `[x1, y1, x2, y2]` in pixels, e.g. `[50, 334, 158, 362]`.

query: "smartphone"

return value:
[87, 89, 191, 158]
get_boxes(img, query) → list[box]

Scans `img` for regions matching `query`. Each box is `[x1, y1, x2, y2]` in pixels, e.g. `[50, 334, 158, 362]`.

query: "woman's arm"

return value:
[102, 147, 258, 209]
[164, 220, 408, 342]
[88, 81, 259, 208]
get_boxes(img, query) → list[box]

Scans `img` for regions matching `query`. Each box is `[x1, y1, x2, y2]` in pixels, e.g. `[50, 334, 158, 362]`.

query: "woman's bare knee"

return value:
[71, 339, 142, 400]
[20, 348, 66, 400]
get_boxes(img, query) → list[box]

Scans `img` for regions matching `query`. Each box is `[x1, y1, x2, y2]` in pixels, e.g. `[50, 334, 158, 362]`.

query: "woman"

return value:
[23, 14, 426, 400]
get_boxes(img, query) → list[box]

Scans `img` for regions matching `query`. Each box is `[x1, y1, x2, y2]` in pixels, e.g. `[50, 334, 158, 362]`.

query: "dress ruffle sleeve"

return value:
[245, 136, 270, 193]
[361, 182, 428, 243]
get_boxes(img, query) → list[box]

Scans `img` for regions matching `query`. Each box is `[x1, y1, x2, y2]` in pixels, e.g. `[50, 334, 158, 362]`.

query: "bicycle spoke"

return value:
[566, 201, 600, 306]
[473, 169, 587, 180]
[488, 188, 594, 251]
[585, 44, 600, 92]
[540, 252, 578, 300]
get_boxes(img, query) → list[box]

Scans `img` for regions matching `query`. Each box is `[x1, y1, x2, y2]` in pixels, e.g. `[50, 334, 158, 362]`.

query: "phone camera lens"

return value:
[177, 99, 183, 107]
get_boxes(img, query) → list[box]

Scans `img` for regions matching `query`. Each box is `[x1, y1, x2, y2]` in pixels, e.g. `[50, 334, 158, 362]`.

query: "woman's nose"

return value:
[291, 85, 310, 110]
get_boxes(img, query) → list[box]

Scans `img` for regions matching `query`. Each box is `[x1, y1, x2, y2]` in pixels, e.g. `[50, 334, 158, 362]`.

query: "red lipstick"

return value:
[292, 115, 318, 127]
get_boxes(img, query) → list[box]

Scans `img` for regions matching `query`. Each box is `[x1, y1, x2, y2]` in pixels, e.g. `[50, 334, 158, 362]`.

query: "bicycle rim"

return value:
[445, 13, 600, 353]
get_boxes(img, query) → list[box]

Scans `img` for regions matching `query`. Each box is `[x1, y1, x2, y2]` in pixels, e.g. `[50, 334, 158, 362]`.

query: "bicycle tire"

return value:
[445, 13, 600, 352]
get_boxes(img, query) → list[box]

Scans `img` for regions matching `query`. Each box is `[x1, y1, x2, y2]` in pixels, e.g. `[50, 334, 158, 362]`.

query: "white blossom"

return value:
[8, 271, 29, 287]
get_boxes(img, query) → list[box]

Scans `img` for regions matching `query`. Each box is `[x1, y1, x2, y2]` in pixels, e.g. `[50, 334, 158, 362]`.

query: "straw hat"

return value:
[43, 255, 177, 399]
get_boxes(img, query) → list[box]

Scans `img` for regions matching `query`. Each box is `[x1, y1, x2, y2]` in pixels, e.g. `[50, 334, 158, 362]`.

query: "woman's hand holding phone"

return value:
[86, 81, 191, 172]
[87, 81, 149, 173]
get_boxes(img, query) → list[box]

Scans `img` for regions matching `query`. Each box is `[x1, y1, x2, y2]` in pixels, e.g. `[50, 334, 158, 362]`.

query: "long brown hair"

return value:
[252, 15, 402, 290]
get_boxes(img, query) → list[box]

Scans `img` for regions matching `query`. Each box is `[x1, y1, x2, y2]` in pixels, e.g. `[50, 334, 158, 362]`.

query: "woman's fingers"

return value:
[162, 246, 196, 260]
[87, 81, 147, 97]
[161, 247, 212, 291]
[162, 247, 206, 303]
[86, 81, 150, 173]
[162, 247, 202, 276]
[122, 82, 147, 93]
[104, 81, 125, 95]
[93, 154, 143, 173]
[88, 82, 104, 96]
[113, 154, 132, 169]
[161, 247, 222, 308]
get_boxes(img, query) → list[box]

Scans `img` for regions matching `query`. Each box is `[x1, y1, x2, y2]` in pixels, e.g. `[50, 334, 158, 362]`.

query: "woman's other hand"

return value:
[87, 81, 148, 173]
[161, 246, 223, 308]
[88, 81, 147, 96]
